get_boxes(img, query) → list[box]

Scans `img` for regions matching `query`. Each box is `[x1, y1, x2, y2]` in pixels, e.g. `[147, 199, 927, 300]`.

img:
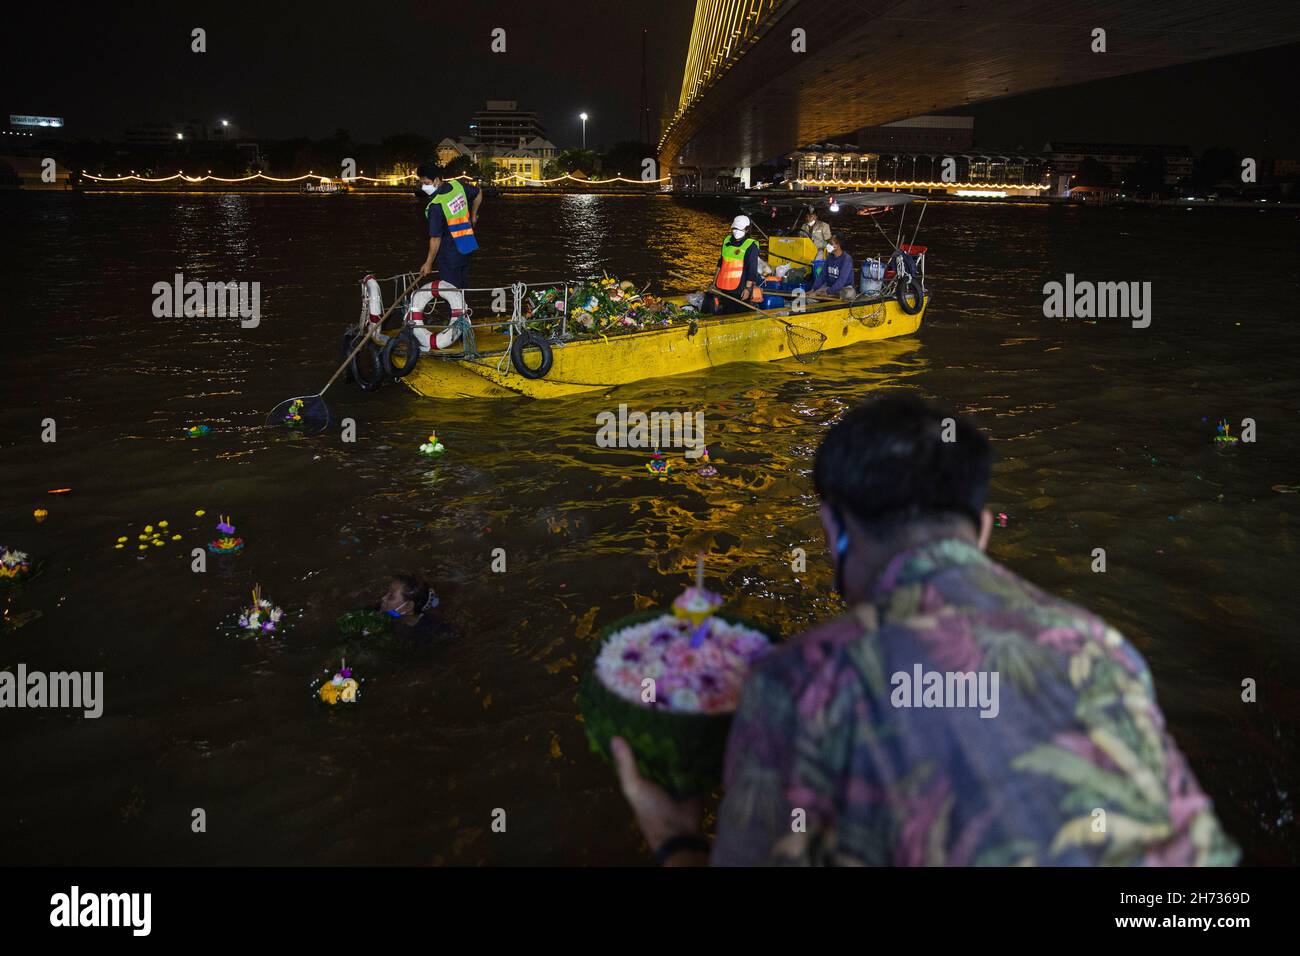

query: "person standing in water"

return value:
[377, 574, 441, 632]
[411, 161, 482, 351]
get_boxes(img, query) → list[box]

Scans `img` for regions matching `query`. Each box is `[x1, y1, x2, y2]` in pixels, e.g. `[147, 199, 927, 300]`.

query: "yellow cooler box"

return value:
[766, 235, 818, 270]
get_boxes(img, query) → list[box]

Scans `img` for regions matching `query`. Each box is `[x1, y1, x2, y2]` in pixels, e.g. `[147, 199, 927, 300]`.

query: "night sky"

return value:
[3, 1, 1297, 156]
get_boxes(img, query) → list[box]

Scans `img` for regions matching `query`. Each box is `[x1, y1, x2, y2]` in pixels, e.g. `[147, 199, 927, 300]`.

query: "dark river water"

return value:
[2, 191, 1298, 865]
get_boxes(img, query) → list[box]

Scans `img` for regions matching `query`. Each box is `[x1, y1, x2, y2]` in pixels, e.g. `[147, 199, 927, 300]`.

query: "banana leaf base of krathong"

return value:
[577, 669, 734, 799]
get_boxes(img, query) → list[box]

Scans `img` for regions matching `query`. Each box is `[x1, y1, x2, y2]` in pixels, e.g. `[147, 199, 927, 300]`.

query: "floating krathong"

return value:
[696, 447, 718, 478]
[646, 450, 674, 479]
[316, 657, 362, 706]
[0, 547, 33, 583]
[237, 583, 285, 637]
[207, 514, 244, 554]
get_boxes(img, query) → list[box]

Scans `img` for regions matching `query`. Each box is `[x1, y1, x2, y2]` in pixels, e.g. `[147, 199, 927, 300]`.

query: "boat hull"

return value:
[401, 294, 926, 399]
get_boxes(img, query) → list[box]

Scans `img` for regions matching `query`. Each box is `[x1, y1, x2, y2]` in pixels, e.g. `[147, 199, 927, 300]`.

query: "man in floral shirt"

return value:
[612, 394, 1238, 866]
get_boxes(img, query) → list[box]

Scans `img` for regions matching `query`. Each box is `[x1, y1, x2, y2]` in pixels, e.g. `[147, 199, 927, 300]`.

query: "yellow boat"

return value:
[386, 193, 932, 399]
[396, 220, 928, 399]
[401, 288, 926, 400]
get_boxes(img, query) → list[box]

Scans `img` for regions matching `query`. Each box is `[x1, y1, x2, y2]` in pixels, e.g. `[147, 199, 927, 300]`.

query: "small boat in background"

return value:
[301, 180, 350, 195]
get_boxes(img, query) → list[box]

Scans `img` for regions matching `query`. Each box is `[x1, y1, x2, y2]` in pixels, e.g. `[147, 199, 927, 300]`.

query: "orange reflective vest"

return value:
[714, 236, 758, 292]
[425, 180, 479, 254]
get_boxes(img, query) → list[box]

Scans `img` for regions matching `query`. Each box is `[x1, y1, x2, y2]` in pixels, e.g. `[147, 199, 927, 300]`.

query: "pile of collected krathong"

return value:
[577, 557, 773, 796]
[524, 277, 697, 340]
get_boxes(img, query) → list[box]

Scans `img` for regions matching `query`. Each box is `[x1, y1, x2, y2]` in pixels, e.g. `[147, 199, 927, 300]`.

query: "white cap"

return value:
[731, 215, 750, 230]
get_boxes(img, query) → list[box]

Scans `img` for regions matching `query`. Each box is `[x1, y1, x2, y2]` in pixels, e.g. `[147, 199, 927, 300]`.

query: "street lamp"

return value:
[579, 112, 588, 150]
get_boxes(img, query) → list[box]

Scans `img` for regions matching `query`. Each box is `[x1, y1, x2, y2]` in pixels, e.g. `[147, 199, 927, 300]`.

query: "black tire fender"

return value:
[350, 340, 387, 390]
[340, 327, 362, 383]
[897, 278, 924, 315]
[383, 326, 422, 379]
[510, 331, 554, 379]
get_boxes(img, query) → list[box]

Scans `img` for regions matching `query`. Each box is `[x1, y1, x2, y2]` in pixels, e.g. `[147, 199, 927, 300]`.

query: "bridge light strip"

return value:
[667, 0, 783, 148]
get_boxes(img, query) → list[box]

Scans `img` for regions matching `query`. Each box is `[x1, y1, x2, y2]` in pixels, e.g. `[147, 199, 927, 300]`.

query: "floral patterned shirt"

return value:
[712, 538, 1239, 866]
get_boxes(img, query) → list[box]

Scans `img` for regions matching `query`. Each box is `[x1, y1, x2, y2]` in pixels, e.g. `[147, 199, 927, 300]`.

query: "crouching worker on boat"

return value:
[706, 215, 764, 314]
[412, 160, 482, 351]
[812, 235, 857, 301]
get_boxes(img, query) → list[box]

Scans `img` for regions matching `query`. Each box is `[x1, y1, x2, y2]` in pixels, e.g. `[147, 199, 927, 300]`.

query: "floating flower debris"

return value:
[185, 424, 212, 438]
[1215, 419, 1238, 445]
[115, 519, 179, 551]
[418, 433, 445, 456]
[996, 512, 1009, 527]
[207, 515, 244, 554]
[282, 400, 304, 427]
[33, 509, 48, 522]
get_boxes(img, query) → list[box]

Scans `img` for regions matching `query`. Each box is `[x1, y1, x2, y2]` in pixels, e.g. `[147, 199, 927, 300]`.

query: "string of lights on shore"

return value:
[77, 170, 1040, 192]
[80, 171, 421, 184]
[795, 177, 1048, 191]
[496, 172, 671, 185]
[80, 170, 673, 186]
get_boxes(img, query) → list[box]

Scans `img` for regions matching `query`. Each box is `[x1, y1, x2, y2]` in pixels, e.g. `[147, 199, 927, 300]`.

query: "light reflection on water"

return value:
[1, 193, 1298, 864]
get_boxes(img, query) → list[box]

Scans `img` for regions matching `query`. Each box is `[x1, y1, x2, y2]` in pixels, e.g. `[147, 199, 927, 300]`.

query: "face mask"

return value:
[732, 228, 745, 240]
[421, 183, 436, 196]
[830, 505, 851, 597]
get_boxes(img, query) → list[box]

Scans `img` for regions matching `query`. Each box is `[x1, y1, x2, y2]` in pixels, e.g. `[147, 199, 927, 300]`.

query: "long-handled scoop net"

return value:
[266, 274, 427, 435]
[668, 270, 827, 363]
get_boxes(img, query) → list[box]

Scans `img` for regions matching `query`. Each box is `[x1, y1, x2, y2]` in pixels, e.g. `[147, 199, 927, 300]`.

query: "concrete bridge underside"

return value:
[660, 0, 1300, 172]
